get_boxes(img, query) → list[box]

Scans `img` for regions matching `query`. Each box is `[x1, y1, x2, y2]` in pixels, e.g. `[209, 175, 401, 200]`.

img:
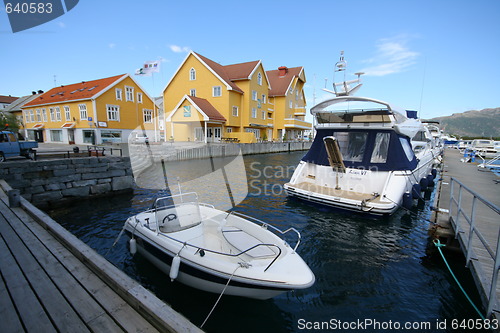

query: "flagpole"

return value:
[152, 71, 158, 142]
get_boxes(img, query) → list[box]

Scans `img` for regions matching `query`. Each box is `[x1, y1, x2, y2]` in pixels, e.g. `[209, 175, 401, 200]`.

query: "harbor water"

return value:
[49, 151, 487, 332]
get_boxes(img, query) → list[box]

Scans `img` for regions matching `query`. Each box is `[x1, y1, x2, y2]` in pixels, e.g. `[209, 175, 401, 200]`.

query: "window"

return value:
[296, 89, 299, 100]
[190, 89, 196, 97]
[289, 100, 293, 109]
[143, 109, 153, 123]
[261, 94, 266, 104]
[226, 128, 232, 133]
[261, 110, 265, 120]
[107, 105, 120, 121]
[334, 131, 368, 162]
[137, 92, 143, 103]
[64, 106, 71, 121]
[79, 104, 88, 120]
[49, 108, 55, 122]
[257, 72, 262, 85]
[251, 108, 257, 118]
[55, 106, 61, 121]
[190, 68, 196, 80]
[232, 106, 238, 117]
[115, 88, 122, 100]
[50, 130, 63, 142]
[24, 110, 30, 123]
[252, 90, 257, 101]
[213, 86, 222, 97]
[36, 109, 41, 122]
[370, 132, 390, 163]
[42, 109, 47, 122]
[125, 86, 134, 102]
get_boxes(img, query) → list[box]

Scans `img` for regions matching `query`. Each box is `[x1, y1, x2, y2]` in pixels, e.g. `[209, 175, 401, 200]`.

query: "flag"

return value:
[135, 60, 160, 76]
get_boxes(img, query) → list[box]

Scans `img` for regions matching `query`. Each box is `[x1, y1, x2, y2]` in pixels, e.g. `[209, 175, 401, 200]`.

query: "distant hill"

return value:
[425, 107, 500, 138]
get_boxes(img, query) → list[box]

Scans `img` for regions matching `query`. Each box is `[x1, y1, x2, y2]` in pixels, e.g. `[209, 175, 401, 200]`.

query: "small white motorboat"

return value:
[123, 192, 315, 300]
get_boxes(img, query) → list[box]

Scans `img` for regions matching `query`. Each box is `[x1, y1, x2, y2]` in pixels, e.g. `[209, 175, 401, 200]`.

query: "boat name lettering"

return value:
[348, 169, 368, 176]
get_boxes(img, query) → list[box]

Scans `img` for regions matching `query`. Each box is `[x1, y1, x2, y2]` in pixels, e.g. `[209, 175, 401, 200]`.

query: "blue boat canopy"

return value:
[302, 129, 417, 171]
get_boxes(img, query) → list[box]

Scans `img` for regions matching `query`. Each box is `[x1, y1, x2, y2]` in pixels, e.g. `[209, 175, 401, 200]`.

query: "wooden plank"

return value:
[0, 199, 161, 332]
[0, 236, 56, 333]
[0, 271, 25, 332]
[0, 213, 90, 333]
[0, 201, 124, 332]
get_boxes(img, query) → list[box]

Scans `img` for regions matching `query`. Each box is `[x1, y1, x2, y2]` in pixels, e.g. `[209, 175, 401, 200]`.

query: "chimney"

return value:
[32, 91, 36, 95]
[38, 90, 44, 94]
[278, 66, 288, 77]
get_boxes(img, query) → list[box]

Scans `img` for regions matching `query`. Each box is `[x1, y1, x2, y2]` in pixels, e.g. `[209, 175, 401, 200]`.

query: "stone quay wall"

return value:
[0, 157, 134, 207]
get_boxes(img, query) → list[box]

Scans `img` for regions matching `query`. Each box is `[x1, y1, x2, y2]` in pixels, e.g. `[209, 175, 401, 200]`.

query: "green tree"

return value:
[0, 112, 20, 132]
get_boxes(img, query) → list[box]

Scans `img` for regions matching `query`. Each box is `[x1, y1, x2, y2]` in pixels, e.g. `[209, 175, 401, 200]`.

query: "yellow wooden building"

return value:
[163, 51, 311, 143]
[22, 74, 157, 145]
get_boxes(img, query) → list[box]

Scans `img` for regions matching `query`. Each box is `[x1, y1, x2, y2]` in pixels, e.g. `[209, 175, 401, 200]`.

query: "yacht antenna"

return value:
[323, 51, 364, 96]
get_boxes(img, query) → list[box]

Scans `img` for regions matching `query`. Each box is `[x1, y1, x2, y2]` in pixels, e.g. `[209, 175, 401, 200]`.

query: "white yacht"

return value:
[284, 53, 438, 216]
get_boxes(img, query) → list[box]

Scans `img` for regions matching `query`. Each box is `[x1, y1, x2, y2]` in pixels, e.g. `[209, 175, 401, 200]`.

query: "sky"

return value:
[1, 0, 499, 123]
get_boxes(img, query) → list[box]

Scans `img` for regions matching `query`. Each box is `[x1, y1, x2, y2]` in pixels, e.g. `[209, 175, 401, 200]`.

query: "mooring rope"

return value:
[200, 264, 241, 328]
[433, 239, 485, 319]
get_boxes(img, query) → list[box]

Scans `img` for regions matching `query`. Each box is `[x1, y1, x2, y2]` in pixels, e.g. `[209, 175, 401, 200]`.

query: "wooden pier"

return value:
[0, 180, 202, 333]
[432, 148, 500, 318]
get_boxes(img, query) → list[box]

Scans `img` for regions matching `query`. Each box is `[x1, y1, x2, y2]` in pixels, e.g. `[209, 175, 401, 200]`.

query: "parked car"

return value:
[0, 131, 38, 162]
[131, 132, 149, 144]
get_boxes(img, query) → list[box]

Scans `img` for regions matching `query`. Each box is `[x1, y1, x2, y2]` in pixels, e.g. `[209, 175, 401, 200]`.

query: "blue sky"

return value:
[1, 0, 499, 121]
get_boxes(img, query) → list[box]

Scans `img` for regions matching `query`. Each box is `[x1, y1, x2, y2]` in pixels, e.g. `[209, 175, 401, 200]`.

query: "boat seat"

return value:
[222, 226, 277, 258]
[158, 203, 202, 233]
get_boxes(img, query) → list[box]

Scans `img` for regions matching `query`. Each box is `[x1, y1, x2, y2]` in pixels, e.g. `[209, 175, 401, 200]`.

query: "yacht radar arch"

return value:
[323, 51, 364, 97]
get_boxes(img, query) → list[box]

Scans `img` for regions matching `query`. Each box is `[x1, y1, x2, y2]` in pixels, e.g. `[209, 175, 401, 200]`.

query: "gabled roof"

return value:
[167, 95, 226, 123]
[193, 52, 244, 93]
[224, 60, 260, 81]
[3, 94, 40, 112]
[267, 66, 304, 97]
[24, 74, 128, 107]
[0, 95, 19, 104]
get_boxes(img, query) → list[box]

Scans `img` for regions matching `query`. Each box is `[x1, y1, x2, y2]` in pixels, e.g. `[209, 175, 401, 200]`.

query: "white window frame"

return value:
[64, 106, 71, 121]
[252, 90, 257, 101]
[115, 88, 122, 101]
[143, 109, 153, 123]
[24, 110, 30, 123]
[55, 106, 61, 121]
[79, 104, 88, 120]
[190, 68, 196, 80]
[35, 109, 41, 122]
[42, 108, 47, 122]
[137, 92, 143, 103]
[226, 127, 233, 133]
[190, 89, 196, 97]
[106, 104, 120, 121]
[251, 107, 257, 118]
[232, 106, 238, 117]
[49, 107, 55, 122]
[257, 72, 262, 85]
[261, 110, 265, 120]
[125, 86, 134, 102]
[212, 86, 222, 97]
[261, 94, 266, 104]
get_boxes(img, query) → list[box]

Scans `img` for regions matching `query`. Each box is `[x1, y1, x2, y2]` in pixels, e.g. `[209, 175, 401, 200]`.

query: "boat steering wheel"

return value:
[162, 213, 177, 224]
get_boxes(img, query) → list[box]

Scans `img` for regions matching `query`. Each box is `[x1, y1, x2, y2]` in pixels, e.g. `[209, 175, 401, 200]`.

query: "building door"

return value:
[194, 127, 204, 142]
[35, 130, 44, 143]
[83, 130, 95, 144]
[68, 129, 75, 144]
[214, 127, 222, 142]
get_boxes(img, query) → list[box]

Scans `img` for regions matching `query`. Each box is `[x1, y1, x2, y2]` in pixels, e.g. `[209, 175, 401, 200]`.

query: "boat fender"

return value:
[129, 238, 137, 255]
[419, 177, 428, 190]
[402, 192, 413, 209]
[427, 174, 435, 187]
[411, 184, 421, 199]
[170, 255, 181, 281]
[431, 168, 437, 178]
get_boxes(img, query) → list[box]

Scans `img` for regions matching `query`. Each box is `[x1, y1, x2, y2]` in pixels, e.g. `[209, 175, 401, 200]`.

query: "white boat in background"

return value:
[123, 192, 315, 300]
[284, 52, 439, 216]
[471, 139, 498, 159]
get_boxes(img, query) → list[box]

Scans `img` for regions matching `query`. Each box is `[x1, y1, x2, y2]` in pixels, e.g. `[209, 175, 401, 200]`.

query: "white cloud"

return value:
[108, 43, 116, 49]
[169, 45, 190, 53]
[360, 35, 419, 76]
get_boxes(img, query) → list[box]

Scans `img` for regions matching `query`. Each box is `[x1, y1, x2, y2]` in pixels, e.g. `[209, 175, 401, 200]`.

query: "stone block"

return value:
[98, 178, 112, 184]
[62, 186, 90, 197]
[90, 183, 111, 195]
[73, 179, 97, 187]
[45, 183, 66, 191]
[53, 169, 76, 177]
[25, 186, 45, 194]
[111, 175, 134, 191]
[32, 191, 63, 203]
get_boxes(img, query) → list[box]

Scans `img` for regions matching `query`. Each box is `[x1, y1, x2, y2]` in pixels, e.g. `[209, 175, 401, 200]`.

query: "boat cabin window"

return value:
[370, 132, 390, 163]
[316, 110, 392, 124]
[333, 131, 367, 162]
[400, 137, 414, 162]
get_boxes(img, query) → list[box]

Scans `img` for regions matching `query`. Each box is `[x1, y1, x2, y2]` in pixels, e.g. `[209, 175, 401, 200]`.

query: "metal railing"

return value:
[449, 177, 500, 316]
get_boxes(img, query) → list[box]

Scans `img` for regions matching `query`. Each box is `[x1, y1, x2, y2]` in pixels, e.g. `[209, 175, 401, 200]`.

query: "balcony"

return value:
[284, 118, 312, 130]
[293, 106, 307, 116]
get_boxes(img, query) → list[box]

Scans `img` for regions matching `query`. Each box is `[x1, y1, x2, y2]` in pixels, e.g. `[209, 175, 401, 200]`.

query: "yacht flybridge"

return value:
[284, 52, 439, 216]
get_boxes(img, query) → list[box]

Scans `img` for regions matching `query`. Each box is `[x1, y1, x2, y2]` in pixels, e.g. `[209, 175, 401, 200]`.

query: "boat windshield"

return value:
[316, 109, 392, 124]
[334, 132, 367, 162]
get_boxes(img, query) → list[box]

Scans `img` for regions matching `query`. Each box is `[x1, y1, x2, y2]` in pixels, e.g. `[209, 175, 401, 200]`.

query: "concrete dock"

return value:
[0, 179, 202, 332]
[432, 148, 500, 318]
